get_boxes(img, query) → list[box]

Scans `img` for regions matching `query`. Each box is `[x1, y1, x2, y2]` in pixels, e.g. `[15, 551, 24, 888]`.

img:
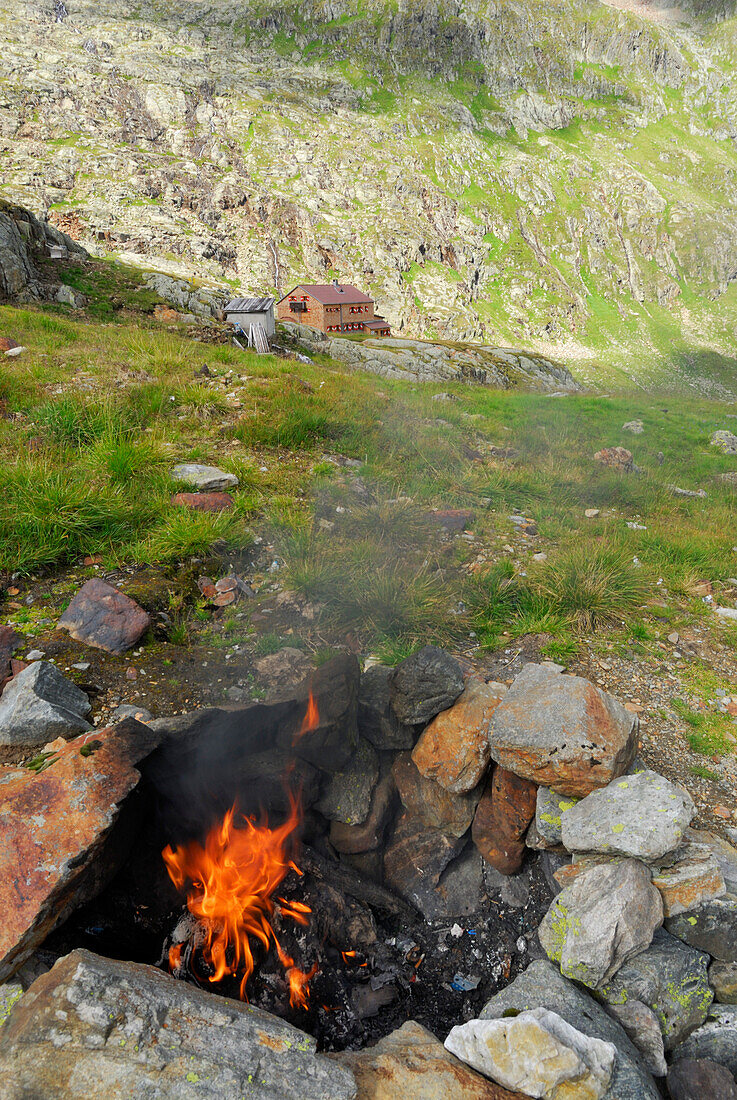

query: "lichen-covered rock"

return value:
[489, 671, 637, 798]
[666, 897, 737, 962]
[481, 960, 660, 1100]
[535, 786, 580, 846]
[596, 928, 712, 1051]
[0, 949, 357, 1099]
[710, 961, 737, 1005]
[651, 841, 726, 917]
[594, 446, 634, 472]
[671, 1006, 737, 1078]
[389, 646, 465, 725]
[329, 768, 397, 854]
[560, 771, 694, 861]
[411, 679, 506, 794]
[445, 1008, 617, 1099]
[688, 829, 737, 895]
[538, 858, 663, 989]
[710, 431, 737, 455]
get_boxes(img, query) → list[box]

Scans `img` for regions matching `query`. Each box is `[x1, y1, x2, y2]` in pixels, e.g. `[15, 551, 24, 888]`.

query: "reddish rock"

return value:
[430, 509, 475, 532]
[472, 766, 537, 875]
[392, 752, 481, 837]
[0, 719, 159, 980]
[412, 679, 506, 794]
[0, 625, 21, 682]
[384, 813, 466, 918]
[594, 446, 634, 472]
[652, 843, 726, 918]
[0, 338, 18, 353]
[58, 578, 151, 655]
[153, 304, 181, 324]
[171, 491, 234, 513]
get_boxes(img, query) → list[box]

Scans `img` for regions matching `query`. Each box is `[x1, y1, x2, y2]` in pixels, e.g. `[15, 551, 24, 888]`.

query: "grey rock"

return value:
[561, 771, 694, 861]
[650, 839, 726, 917]
[489, 670, 637, 798]
[483, 860, 532, 907]
[0, 949, 356, 1099]
[710, 961, 737, 1004]
[689, 828, 737, 894]
[55, 283, 81, 307]
[672, 1006, 737, 1077]
[389, 645, 464, 725]
[315, 737, 379, 825]
[445, 1008, 616, 1098]
[667, 1057, 737, 1100]
[170, 463, 238, 490]
[622, 420, 644, 434]
[329, 767, 397, 854]
[666, 897, 737, 962]
[111, 704, 154, 724]
[535, 786, 580, 846]
[357, 665, 416, 750]
[0, 661, 91, 761]
[605, 1000, 667, 1077]
[383, 814, 466, 922]
[597, 928, 712, 1051]
[0, 982, 22, 1027]
[538, 857, 663, 989]
[481, 959, 660, 1099]
[711, 431, 737, 455]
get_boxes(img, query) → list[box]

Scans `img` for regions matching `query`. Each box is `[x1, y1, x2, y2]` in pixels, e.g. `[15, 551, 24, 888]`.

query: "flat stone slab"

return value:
[0, 949, 356, 1099]
[58, 578, 151, 655]
[560, 771, 694, 861]
[412, 678, 506, 794]
[0, 661, 91, 762]
[0, 720, 158, 981]
[170, 462, 239, 490]
[481, 959, 660, 1100]
[171, 491, 234, 512]
[539, 858, 663, 989]
[597, 928, 712, 1051]
[489, 671, 637, 798]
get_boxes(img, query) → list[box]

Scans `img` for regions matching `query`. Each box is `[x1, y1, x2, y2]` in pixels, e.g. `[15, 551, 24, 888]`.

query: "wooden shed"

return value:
[224, 296, 275, 338]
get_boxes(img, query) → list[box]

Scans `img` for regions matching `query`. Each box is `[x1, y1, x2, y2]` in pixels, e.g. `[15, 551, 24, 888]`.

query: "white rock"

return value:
[444, 1007, 617, 1098]
[4, 346, 26, 358]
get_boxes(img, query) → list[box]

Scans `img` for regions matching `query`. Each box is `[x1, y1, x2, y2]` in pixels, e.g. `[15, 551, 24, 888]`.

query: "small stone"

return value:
[111, 704, 153, 725]
[471, 766, 537, 875]
[58, 579, 151, 655]
[667, 1058, 737, 1100]
[24, 649, 44, 661]
[389, 646, 465, 725]
[668, 632, 680, 644]
[0, 661, 91, 762]
[585, 508, 600, 518]
[253, 647, 313, 691]
[412, 678, 507, 794]
[538, 858, 663, 989]
[170, 463, 238, 490]
[560, 771, 694, 862]
[445, 1008, 617, 1100]
[429, 508, 475, 532]
[623, 420, 645, 434]
[71, 662, 90, 672]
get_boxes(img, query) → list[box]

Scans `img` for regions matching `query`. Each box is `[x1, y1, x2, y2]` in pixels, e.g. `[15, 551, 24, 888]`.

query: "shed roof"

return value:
[279, 284, 373, 305]
[224, 297, 275, 313]
[364, 318, 390, 329]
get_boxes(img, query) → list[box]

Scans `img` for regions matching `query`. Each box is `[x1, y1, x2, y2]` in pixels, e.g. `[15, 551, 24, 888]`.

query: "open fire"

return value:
[162, 691, 321, 1008]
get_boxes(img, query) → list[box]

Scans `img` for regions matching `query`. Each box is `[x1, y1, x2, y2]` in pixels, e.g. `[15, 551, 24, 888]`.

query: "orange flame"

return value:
[162, 793, 317, 1006]
[294, 689, 319, 742]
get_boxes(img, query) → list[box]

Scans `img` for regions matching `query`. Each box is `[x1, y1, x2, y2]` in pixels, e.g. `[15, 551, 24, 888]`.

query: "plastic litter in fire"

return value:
[450, 973, 481, 992]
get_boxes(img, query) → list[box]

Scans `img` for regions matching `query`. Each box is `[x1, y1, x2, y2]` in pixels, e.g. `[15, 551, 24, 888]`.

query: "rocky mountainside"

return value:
[3, 0, 737, 385]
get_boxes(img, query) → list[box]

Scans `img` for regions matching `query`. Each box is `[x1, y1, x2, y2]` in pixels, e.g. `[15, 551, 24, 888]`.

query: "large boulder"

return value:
[445, 1009, 616, 1099]
[58, 578, 151, 656]
[489, 670, 637, 797]
[0, 949, 356, 1099]
[392, 752, 481, 836]
[560, 772, 694, 862]
[471, 766, 537, 875]
[596, 928, 712, 1051]
[411, 679, 506, 794]
[538, 858, 663, 989]
[480, 960, 660, 1099]
[0, 661, 91, 762]
[0, 720, 158, 981]
[389, 646, 464, 726]
[671, 1006, 737, 1077]
[666, 897, 737, 962]
[334, 1019, 526, 1099]
[0, 199, 85, 302]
